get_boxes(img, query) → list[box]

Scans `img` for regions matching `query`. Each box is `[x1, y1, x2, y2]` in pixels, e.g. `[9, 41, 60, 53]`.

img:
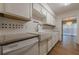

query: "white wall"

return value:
[56, 10, 79, 44]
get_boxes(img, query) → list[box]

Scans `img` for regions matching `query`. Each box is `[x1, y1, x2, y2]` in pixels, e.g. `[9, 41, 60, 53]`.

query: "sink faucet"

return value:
[33, 21, 41, 32]
[36, 23, 41, 32]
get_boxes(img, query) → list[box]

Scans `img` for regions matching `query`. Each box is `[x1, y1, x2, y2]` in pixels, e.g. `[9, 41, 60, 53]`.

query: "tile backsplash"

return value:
[0, 17, 55, 35]
[0, 17, 44, 35]
[0, 17, 26, 35]
[0, 23, 24, 29]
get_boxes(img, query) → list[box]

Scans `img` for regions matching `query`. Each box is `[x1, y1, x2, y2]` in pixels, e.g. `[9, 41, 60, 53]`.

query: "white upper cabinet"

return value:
[50, 14, 55, 25]
[33, 3, 42, 14]
[4, 3, 32, 20]
[0, 3, 55, 23]
[41, 7, 47, 17]
[46, 12, 55, 26]
[32, 3, 47, 22]
[0, 3, 5, 13]
[47, 12, 51, 24]
[32, 3, 55, 26]
[41, 7, 47, 22]
[51, 15, 55, 25]
[33, 3, 48, 23]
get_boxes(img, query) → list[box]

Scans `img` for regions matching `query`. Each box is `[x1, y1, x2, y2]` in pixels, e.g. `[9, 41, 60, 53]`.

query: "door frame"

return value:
[61, 19, 77, 41]
[61, 20, 64, 42]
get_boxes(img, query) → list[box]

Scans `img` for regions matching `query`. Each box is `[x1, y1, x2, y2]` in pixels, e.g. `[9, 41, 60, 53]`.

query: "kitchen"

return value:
[0, 3, 79, 55]
[0, 3, 59, 55]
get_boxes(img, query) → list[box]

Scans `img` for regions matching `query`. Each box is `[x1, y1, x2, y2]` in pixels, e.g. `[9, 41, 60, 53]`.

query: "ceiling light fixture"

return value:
[66, 22, 72, 26]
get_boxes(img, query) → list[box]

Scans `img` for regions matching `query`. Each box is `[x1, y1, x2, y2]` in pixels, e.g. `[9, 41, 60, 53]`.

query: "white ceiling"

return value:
[48, 3, 79, 15]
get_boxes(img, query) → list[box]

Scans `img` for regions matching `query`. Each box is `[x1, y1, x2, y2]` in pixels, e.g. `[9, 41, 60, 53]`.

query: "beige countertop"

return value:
[0, 33, 39, 45]
[0, 31, 53, 45]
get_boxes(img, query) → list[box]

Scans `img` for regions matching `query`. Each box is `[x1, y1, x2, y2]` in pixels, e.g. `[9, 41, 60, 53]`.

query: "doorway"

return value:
[62, 19, 77, 46]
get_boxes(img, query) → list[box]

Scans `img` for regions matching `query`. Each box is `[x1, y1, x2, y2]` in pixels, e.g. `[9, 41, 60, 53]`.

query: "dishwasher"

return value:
[1, 37, 39, 55]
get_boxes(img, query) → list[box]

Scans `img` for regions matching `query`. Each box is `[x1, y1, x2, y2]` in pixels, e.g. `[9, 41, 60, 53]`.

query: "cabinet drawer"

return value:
[4, 42, 39, 55]
[3, 37, 38, 54]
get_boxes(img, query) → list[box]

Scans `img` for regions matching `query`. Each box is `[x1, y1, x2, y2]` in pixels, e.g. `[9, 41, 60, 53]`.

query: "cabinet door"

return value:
[0, 35, 4, 54]
[40, 40, 48, 55]
[50, 15, 55, 25]
[47, 12, 51, 24]
[0, 3, 5, 13]
[48, 39, 52, 52]
[4, 3, 32, 19]
[52, 32, 59, 47]
[41, 7, 47, 22]
[47, 12, 55, 25]
[33, 3, 42, 14]
[41, 7, 47, 17]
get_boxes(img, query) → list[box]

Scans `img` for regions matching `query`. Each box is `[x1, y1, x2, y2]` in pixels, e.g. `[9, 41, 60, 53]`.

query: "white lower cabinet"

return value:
[48, 32, 59, 52]
[23, 43, 39, 55]
[3, 37, 39, 55]
[40, 40, 48, 55]
[52, 32, 59, 46]
[1, 32, 59, 55]
[48, 39, 52, 52]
